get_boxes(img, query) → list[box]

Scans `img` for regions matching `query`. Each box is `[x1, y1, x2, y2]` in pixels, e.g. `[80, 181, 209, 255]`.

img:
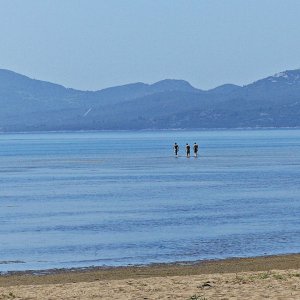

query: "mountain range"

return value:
[0, 68, 300, 132]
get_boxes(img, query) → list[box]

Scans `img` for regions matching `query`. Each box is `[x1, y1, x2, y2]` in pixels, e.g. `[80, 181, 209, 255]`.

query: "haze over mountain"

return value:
[0, 68, 300, 132]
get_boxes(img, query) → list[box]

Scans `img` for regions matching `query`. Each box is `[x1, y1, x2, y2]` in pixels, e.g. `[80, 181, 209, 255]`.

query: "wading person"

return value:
[193, 142, 198, 157]
[186, 143, 190, 158]
[173, 142, 179, 157]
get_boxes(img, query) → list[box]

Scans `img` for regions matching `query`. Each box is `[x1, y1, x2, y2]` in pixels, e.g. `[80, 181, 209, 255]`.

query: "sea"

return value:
[0, 129, 299, 272]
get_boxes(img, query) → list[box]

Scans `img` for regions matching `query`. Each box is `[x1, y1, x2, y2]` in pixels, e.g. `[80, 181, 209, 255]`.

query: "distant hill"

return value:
[0, 68, 300, 131]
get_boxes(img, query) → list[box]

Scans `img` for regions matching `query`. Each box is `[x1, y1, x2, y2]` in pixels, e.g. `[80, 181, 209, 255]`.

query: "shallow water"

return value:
[0, 129, 299, 272]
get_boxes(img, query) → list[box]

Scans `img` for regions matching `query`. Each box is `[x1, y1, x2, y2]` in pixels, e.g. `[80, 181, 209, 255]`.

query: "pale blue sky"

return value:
[0, 0, 300, 90]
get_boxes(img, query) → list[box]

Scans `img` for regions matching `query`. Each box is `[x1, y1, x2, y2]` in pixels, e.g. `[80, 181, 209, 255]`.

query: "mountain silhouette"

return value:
[0, 68, 300, 131]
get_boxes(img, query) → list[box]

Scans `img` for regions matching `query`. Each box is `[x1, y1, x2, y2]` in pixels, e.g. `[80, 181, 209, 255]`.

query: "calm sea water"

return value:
[0, 129, 299, 272]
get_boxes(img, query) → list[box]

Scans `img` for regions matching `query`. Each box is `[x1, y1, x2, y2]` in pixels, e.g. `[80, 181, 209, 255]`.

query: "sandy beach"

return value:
[0, 254, 299, 299]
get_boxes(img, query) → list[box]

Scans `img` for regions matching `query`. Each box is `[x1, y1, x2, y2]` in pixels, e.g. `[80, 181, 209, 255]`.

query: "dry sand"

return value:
[0, 254, 299, 299]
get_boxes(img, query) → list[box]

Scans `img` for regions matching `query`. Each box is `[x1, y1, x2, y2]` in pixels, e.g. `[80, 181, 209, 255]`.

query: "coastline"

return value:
[0, 254, 299, 300]
[1, 126, 300, 135]
[1, 253, 299, 286]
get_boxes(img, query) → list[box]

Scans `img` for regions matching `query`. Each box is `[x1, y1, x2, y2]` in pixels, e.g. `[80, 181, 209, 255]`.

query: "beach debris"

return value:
[197, 281, 213, 289]
[0, 292, 16, 299]
[188, 295, 207, 300]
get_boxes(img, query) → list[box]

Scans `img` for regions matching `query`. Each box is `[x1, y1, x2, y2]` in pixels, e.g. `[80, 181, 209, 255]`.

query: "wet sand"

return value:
[0, 254, 299, 299]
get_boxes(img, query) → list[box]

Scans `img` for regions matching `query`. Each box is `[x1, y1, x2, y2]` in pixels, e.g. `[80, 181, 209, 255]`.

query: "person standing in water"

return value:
[173, 142, 179, 157]
[186, 143, 191, 158]
[193, 142, 199, 157]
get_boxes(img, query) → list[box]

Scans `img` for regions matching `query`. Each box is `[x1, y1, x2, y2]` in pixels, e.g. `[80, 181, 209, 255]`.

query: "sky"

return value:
[0, 0, 300, 91]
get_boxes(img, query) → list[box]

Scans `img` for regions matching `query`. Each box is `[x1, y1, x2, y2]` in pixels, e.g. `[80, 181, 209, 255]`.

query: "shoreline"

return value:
[1, 254, 299, 299]
[1, 126, 300, 135]
[1, 253, 299, 287]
